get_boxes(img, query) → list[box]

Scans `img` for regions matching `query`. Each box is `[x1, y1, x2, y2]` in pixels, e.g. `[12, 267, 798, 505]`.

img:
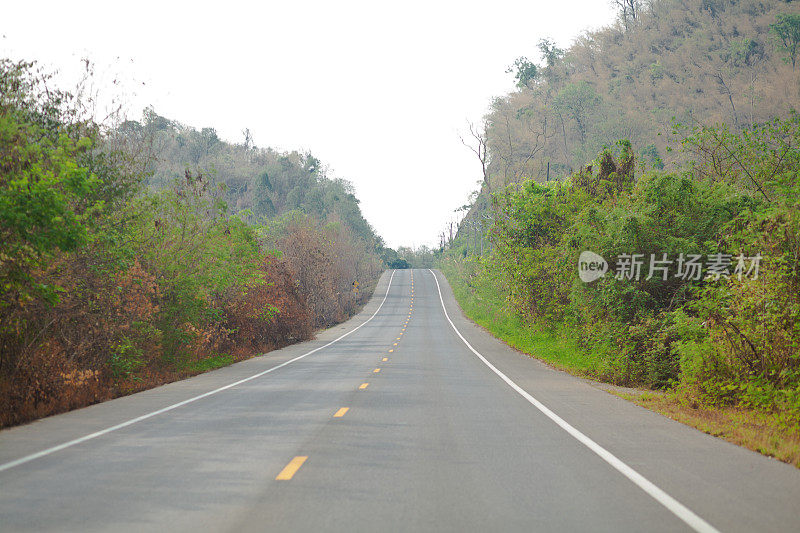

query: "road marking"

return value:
[334, 407, 349, 418]
[276, 456, 308, 480]
[396, 337, 401, 340]
[359, 383, 369, 389]
[382, 357, 388, 362]
[393, 342, 398, 346]
[428, 269, 720, 533]
[0, 271, 399, 474]
[389, 349, 394, 353]
[374, 368, 381, 373]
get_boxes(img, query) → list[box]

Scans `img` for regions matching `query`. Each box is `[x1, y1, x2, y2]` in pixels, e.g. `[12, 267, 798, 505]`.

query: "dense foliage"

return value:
[0, 60, 381, 427]
[124, 109, 378, 244]
[446, 119, 800, 422]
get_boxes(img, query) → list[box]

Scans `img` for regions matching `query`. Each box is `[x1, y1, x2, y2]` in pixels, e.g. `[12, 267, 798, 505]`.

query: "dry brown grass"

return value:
[617, 390, 800, 468]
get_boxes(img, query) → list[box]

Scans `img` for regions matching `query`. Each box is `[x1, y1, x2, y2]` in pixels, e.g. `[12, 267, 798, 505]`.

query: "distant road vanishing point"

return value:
[1, 270, 799, 532]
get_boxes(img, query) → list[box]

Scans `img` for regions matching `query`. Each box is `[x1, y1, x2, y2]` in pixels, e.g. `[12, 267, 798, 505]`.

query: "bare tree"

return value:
[460, 121, 491, 192]
[494, 108, 549, 183]
[438, 231, 448, 250]
[613, 0, 640, 32]
[242, 128, 253, 150]
[714, 71, 739, 129]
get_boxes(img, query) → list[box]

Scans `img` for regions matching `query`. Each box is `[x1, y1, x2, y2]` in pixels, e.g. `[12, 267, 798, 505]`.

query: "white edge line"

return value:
[428, 269, 720, 533]
[0, 270, 398, 474]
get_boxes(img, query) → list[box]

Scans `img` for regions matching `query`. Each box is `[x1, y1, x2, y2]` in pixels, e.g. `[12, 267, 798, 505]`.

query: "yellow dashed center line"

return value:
[393, 342, 398, 346]
[389, 349, 394, 353]
[276, 456, 307, 480]
[382, 357, 388, 362]
[374, 368, 381, 373]
[334, 407, 349, 418]
[359, 382, 369, 389]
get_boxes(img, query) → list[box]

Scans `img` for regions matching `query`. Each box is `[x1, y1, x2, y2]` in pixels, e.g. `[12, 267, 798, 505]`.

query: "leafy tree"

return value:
[132, 171, 265, 361]
[507, 57, 539, 89]
[770, 13, 800, 70]
[388, 258, 411, 269]
[554, 81, 601, 144]
[537, 38, 565, 68]
[254, 171, 276, 216]
[0, 79, 103, 304]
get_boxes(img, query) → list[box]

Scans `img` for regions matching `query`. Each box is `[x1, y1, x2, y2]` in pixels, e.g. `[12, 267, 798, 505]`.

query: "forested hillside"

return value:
[119, 109, 377, 242]
[469, 0, 800, 190]
[0, 60, 382, 427]
[445, 0, 800, 463]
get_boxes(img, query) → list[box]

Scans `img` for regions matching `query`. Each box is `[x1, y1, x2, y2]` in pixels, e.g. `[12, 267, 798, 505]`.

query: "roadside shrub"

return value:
[483, 122, 799, 404]
[219, 255, 313, 355]
[0, 60, 382, 428]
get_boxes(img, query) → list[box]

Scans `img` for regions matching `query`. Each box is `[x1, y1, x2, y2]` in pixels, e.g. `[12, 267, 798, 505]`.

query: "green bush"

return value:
[461, 120, 800, 417]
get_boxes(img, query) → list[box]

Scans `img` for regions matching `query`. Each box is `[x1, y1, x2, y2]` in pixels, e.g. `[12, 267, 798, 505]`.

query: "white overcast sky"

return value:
[2, 1, 615, 248]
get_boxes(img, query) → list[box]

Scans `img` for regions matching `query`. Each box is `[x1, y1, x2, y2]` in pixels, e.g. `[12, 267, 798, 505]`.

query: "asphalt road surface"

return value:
[1, 269, 799, 532]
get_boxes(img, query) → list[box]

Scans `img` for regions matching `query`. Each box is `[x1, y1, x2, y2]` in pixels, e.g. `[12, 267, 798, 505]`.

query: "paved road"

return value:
[1, 269, 799, 532]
